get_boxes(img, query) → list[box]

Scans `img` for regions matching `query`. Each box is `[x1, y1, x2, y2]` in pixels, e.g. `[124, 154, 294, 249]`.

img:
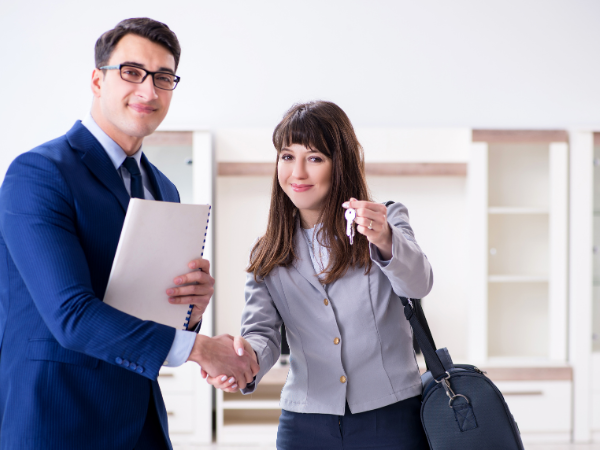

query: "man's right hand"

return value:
[187, 334, 259, 389]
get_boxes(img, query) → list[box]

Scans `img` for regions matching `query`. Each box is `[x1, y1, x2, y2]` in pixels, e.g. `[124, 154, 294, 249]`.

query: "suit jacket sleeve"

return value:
[0, 152, 175, 380]
[239, 271, 283, 394]
[369, 201, 434, 299]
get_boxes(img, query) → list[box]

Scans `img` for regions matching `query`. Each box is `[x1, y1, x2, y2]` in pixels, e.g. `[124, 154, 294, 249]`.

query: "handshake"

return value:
[187, 333, 259, 392]
[168, 257, 259, 390]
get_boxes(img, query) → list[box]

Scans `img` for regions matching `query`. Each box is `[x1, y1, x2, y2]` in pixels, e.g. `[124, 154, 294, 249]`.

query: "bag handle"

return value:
[399, 297, 447, 379]
[382, 201, 447, 380]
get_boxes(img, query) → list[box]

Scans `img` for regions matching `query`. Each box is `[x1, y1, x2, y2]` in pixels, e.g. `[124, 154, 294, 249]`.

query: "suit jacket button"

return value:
[115, 357, 123, 364]
[324, 299, 329, 306]
[136, 366, 144, 374]
[130, 363, 137, 370]
[122, 360, 130, 367]
[334, 338, 340, 345]
[340, 376, 347, 383]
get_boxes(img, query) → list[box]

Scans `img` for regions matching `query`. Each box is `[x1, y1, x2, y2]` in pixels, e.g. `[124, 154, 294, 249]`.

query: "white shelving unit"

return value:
[216, 364, 289, 445]
[570, 131, 600, 442]
[468, 130, 571, 442]
[594, 134, 600, 442]
[144, 130, 214, 445]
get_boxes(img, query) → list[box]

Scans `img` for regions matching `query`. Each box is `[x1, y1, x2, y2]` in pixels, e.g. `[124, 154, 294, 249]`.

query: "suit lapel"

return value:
[67, 122, 130, 213]
[140, 153, 166, 201]
[292, 223, 328, 298]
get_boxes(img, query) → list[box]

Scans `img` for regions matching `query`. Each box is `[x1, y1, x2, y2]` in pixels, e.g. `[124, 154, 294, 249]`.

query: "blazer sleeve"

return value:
[0, 152, 175, 380]
[369, 201, 434, 299]
[239, 271, 283, 394]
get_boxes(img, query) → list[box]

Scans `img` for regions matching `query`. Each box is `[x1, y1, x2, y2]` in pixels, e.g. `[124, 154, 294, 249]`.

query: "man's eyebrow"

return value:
[121, 61, 176, 75]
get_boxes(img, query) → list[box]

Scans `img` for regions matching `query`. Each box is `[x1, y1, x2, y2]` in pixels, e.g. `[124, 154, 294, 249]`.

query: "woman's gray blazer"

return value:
[240, 202, 433, 415]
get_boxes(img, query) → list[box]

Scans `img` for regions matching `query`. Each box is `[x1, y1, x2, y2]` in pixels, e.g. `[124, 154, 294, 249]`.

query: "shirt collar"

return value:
[81, 113, 143, 170]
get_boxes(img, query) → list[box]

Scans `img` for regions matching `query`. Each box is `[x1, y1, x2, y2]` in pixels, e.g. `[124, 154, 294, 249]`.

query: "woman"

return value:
[207, 101, 433, 449]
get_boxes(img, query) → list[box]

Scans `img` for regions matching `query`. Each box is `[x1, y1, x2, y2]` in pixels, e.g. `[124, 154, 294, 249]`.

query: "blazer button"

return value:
[122, 360, 130, 367]
[136, 366, 144, 374]
[334, 338, 340, 345]
[340, 376, 347, 383]
[115, 357, 123, 364]
[130, 363, 137, 370]
[324, 299, 329, 306]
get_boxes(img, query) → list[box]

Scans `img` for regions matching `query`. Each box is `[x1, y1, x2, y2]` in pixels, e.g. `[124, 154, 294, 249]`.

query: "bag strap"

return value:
[382, 201, 447, 379]
[399, 297, 447, 379]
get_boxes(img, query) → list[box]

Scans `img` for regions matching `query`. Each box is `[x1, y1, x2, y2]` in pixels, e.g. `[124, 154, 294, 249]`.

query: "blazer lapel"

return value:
[66, 122, 130, 213]
[292, 223, 328, 298]
[140, 154, 166, 202]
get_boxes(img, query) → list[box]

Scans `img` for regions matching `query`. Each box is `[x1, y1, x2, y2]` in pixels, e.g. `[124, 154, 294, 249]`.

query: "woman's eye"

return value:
[309, 156, 323, 163]
[280, 154, 293, 161]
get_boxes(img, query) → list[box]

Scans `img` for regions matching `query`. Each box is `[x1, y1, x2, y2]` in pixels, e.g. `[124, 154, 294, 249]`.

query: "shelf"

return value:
[488, 275, 549, 283]
[260, 365, 290, 385]
[222, 401, 281, 410]
[217, 162, 467, 177]
[223, 409, 282, 426]
[144, 131, 193, 146]
[472, 129, 568, 144]
[488, 207, 549, 215]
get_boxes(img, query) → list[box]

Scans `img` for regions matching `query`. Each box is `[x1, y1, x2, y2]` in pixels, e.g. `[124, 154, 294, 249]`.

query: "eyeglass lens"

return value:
[120, 65, 177, 90]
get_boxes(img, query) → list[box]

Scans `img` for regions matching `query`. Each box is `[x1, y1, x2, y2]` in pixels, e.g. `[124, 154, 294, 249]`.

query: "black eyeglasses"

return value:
[100, 64, 181, 91]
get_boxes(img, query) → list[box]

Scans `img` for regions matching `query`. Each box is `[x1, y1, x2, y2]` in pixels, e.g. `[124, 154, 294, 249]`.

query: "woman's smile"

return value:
[291, 183, 314, 192]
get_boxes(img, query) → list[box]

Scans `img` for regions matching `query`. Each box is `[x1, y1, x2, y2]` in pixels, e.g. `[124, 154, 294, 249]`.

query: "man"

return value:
[0, 18, 257, 449]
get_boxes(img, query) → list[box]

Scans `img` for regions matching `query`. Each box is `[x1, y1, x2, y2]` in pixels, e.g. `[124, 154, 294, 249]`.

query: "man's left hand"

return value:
[166, 258, 214, 330]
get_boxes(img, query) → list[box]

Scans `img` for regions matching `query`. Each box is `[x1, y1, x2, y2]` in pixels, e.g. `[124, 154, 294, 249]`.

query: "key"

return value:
[345, 208, 356, 245]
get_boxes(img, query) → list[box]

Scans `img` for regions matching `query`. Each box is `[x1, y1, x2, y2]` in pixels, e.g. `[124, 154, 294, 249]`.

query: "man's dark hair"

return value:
[95, 18, 181, 71]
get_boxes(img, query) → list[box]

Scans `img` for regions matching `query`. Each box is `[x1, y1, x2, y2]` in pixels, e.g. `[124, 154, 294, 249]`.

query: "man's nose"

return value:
[136, 74, 159, 99]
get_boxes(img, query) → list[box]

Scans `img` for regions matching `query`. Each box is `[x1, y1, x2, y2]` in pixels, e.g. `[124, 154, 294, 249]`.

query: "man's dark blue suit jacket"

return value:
[0, 122, 181, 449]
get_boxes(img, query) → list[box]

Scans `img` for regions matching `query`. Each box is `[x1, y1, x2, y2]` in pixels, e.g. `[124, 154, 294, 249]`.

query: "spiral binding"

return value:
[183, 205, 212, 330]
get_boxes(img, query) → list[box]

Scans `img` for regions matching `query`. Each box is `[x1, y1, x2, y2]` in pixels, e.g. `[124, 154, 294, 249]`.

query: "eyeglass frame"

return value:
[99, 64, 181, 91]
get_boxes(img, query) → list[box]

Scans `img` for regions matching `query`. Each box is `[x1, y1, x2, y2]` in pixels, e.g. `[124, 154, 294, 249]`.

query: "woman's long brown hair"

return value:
[247, 101, 373, 284]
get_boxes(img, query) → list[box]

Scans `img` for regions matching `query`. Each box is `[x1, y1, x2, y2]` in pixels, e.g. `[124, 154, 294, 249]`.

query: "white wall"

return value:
[2, 0, 600, 181]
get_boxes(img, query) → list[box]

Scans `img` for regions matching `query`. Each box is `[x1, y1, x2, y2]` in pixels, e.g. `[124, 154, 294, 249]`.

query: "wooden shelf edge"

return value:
[365, 163, 467, 176]
[218, 162, 467, 177]
[483, 366, 573, 382]
[472, 129, 568, 144]
[418, 365, 572, 381]
[144, 131, 193, 146]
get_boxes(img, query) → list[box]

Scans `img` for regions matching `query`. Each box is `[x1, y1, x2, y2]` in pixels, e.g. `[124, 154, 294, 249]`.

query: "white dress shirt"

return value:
[82, 114, 195, 367]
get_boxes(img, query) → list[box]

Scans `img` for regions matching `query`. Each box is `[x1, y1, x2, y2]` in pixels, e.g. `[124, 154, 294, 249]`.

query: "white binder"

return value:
[103, 199, 211, 330]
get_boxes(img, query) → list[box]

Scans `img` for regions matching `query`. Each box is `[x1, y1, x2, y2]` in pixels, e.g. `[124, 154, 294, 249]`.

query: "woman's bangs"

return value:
[277, 114, 328, 156]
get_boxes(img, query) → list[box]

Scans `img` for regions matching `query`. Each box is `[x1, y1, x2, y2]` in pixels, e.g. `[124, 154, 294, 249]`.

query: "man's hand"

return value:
[187, 334, 259, 390]
[202, 336, 258, 392]
[166, 258, 214, 329]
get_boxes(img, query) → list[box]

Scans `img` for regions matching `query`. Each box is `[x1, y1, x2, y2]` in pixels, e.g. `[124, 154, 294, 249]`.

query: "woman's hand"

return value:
[201, 336, 258, 393]
[343, 198, 393, 260]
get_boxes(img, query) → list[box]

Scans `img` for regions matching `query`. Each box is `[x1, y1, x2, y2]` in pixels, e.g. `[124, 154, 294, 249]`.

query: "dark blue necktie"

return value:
[122, 157, 145, 199]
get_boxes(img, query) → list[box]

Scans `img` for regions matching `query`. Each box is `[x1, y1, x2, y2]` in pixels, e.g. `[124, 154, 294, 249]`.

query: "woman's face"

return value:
[278, 143, 332, 225]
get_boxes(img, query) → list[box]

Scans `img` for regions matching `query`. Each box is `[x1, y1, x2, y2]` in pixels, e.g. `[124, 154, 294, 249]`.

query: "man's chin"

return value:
[124, 121, 160, 139]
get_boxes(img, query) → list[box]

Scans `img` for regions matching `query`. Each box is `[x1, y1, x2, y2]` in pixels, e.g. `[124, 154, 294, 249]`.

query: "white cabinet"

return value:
[469, 131, 568, 363]
[216, 364, 289, 444]
[145, 130, 215, 445]
[468, 130, 571, 443]
[158, 364, 212, 443]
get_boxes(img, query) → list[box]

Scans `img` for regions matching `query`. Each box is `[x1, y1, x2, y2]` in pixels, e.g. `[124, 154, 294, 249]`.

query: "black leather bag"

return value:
[400, 296, 525, 450]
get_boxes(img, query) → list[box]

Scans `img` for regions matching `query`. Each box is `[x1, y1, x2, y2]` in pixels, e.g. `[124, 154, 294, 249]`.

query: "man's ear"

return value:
[91, 68, 103, 98]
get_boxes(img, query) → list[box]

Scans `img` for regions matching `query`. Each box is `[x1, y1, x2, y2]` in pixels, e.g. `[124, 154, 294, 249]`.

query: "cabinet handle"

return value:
[167, 411, 175, 416]
[159, 373, 174, 378]
[502, 391, 543, 396]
